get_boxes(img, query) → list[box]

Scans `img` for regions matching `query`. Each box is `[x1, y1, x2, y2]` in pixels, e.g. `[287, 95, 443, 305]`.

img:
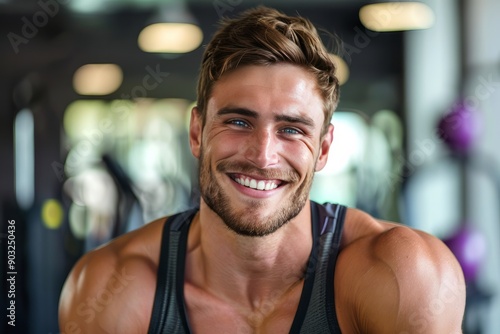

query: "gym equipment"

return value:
[443, 225, 487, 283]
[401, 99, 498, 334]
[437, 102, 480, 154]
[102, 154, 144, 237]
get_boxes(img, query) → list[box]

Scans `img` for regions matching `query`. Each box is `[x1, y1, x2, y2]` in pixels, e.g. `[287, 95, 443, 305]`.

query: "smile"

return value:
[230, 174, 282, 191]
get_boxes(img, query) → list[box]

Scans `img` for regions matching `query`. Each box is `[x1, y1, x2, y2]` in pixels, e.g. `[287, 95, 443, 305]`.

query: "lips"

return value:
[219, 161, 296, 193]
[231, 174, 281, 191]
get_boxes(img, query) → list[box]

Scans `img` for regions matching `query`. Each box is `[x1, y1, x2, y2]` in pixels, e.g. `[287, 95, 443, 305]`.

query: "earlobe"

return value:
[189, 107, 202, 159]
[315, 124, 334, 171]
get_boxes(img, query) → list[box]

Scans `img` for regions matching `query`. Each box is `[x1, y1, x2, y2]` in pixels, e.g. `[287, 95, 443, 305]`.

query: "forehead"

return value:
[207, 64, 325, 124]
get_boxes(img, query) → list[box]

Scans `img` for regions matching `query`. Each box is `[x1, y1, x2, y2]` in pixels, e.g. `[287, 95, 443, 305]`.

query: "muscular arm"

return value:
[336, 224, 466, 333]
[59, 238, 158, 333]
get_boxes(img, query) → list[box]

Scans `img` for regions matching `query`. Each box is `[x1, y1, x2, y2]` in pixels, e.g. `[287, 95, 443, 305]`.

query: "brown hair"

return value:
[196, 6, 340, 135]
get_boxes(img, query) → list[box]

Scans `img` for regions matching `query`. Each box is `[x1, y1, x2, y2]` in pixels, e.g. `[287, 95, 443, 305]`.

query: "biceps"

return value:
[59, 260, 155, 333]
[60, 290, 150, 334]
[398, 279, 465, 333]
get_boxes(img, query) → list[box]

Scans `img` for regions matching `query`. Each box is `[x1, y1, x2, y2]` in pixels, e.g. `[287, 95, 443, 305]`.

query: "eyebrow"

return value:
[217, 107, 259, 118]
[216, 107, 316, 128]
[275, 114, 315, 128]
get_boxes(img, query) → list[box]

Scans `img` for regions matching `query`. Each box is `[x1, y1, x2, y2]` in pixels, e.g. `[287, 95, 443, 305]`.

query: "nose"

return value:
[243, 129, 279, 168]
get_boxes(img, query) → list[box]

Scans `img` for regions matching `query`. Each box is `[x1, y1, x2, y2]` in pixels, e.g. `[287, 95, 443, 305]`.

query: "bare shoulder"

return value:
[59, 217, 167, 334]
[335, 208, 466, 333]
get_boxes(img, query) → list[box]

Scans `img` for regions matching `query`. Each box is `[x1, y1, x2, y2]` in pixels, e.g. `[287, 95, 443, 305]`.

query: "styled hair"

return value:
[196, 6, 340, 135]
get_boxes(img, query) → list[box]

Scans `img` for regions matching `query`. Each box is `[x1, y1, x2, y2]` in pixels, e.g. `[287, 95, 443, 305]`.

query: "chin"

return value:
[221, 200, 304, 237]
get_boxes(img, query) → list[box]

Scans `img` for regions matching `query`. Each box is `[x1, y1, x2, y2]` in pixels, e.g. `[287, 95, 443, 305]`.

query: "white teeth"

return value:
[234, 176, 278, 191]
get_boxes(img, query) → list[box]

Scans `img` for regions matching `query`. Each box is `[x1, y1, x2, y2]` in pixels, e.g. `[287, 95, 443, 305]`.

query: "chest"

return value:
[183, 282, 304, 334]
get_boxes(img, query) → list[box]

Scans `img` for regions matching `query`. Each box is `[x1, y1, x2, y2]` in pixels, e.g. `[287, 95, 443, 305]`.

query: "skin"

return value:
[59, 63, 466, 334]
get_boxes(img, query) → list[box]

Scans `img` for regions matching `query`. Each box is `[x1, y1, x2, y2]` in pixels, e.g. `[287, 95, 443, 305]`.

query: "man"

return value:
[59, 6, 466, 333]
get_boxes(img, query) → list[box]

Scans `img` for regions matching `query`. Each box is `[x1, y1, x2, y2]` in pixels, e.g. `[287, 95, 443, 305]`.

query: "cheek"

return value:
[203, 131, 244, 160]
[283, 142, 317, 175]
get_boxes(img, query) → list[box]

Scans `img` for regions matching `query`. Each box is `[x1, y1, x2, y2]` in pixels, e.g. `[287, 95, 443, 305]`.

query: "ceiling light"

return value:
[359, 2, 435, 32]
[330, 54, 350, 86]
[138, 23, 203, 53]
[138, 3, 203, 54]
[73, 63, 123, 96]
[68, 0, 108, 13]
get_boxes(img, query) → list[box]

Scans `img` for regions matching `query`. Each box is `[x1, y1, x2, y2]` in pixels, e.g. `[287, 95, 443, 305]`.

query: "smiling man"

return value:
[59, 6, 466, 334]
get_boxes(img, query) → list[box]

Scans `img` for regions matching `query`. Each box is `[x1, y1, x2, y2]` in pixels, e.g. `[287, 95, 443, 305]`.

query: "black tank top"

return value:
[148, 201, 346, 333]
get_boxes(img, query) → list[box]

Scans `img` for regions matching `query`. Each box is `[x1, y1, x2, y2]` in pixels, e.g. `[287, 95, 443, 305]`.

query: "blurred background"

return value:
[0, 0, 499, 333]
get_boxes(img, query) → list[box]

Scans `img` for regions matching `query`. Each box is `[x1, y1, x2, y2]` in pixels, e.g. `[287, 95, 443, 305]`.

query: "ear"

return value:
[189, 106, 202, 159]
[315, 124, 334, 171]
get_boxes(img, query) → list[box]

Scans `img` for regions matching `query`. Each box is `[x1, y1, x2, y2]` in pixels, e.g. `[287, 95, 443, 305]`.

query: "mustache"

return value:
[216, 160, 300, 183]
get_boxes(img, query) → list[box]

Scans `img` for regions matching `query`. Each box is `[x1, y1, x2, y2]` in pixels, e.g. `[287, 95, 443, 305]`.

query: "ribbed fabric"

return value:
[148, 209, 195, 334]
[295, 202, 346, 333]
[148, 201, 346, 334]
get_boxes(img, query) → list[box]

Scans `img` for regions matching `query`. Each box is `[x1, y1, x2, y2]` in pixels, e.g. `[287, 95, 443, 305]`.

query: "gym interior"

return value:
[1, 0, 499, 333]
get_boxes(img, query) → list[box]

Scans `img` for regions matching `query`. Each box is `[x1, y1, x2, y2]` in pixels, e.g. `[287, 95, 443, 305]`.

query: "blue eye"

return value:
[228, 119, 249, 127]
[281, 127, 301, 135]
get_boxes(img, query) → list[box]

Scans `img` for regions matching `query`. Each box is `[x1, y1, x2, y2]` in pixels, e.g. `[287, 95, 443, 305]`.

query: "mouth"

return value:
[229, 173, 285, 191]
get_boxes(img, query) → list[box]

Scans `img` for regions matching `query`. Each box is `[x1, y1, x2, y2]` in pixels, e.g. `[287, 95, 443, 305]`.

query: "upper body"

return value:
[59, 200, 465, 334]
[59, 7, 466, 334]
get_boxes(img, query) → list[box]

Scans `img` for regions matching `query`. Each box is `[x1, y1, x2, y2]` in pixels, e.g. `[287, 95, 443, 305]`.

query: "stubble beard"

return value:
[198, 149, 315, 237]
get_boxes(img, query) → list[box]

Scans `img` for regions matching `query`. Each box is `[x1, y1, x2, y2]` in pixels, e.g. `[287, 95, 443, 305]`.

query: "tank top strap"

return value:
[148, 209, 198, 334]
[291, 201, 346, 334]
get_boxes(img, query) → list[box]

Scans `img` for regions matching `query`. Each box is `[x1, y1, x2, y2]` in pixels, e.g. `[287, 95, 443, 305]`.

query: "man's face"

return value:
[190, 63, 333, 237]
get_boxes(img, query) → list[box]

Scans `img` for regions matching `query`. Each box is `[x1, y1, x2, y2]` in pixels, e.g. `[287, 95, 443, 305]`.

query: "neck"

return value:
[186, 199, 313, 310]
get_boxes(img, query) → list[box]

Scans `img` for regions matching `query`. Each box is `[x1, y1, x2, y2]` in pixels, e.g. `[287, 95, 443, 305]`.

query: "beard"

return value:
[198, 148, 316, 237]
